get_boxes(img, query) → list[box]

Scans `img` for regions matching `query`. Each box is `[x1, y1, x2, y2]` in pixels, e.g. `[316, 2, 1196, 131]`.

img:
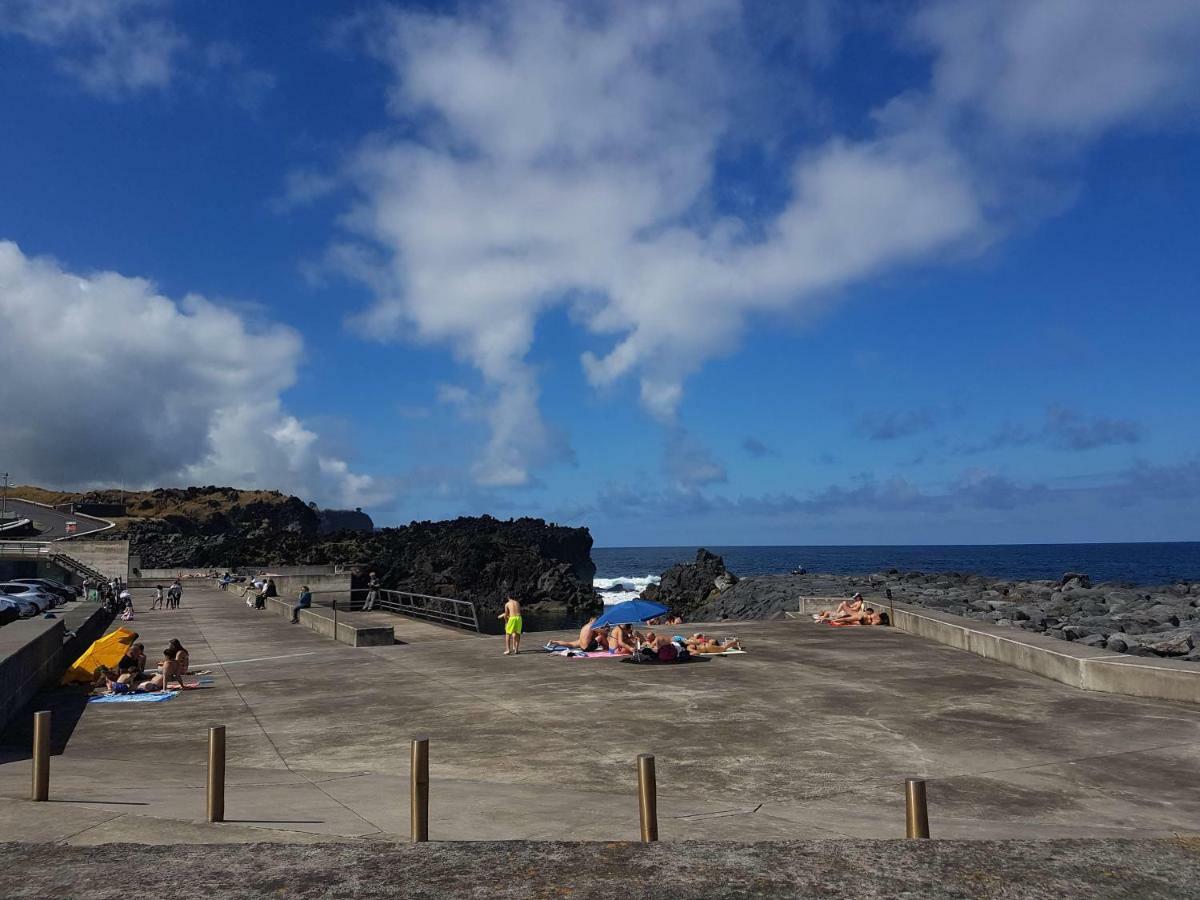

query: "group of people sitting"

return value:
[546, 616, 743, 660]
[235, 574, 277, 609]
[813, 593, 889, 626]
[92, 636, 195, 695]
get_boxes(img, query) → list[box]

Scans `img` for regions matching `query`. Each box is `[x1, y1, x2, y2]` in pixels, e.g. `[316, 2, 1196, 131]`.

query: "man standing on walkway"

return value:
[500, 596, 523, 656]
[363, 572, 380, 611]
[168, 579, 182, 610]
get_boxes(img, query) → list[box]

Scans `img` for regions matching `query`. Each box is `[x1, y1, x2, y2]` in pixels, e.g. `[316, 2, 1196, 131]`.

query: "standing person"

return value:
[291, 584, 311, 624]
[363, 572, 380, 611]
[499, 596, 523, 656]
[150, 585, 165, 610]
[168, 579, 183, 610]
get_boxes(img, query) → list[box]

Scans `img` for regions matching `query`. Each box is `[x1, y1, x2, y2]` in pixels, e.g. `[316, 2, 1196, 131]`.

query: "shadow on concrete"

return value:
[225, 819, 325, 825]
[0, 687, 91, 763]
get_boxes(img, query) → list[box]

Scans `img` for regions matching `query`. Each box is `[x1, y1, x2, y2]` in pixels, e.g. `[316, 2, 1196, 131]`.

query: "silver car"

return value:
[0, 583, 56, 612]
[0, 592, 41, 618]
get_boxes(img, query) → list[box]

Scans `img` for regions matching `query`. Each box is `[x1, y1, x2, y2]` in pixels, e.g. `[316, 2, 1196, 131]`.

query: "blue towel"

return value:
[89, 691, 178, 704]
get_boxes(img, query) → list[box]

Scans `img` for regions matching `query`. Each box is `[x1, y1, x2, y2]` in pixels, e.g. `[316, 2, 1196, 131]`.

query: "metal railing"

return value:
[0, 540, 109, 583]
[304, 587, 480, 632]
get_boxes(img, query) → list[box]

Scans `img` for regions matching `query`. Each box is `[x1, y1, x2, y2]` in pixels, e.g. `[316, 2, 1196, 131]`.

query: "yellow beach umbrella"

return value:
[61, 627, 138, 684]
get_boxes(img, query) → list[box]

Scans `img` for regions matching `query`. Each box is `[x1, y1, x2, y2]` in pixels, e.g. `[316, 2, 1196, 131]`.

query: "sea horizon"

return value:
[592, 541, 1200, 604]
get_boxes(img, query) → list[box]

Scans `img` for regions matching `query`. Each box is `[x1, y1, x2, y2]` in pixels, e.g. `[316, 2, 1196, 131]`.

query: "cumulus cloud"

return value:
[314, 0, 1200, 488]
[329, 0, 985, 486]
[0, 241, 377, 507]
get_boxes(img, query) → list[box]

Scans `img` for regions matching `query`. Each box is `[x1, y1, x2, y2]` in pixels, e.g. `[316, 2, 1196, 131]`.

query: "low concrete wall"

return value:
[258, 594, 393, 647]
[59, 539, 130, 581]
[0, 601, 112, 731]
[796, 598, 1200, 704]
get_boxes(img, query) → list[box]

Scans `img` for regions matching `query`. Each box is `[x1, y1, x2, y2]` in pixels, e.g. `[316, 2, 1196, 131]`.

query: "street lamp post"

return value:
[1, 471, 9, 520]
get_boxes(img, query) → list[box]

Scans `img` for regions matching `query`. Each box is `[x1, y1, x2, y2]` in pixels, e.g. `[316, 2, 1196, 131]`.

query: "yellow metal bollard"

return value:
[905, 778, 930, 838]
[411, 737, 429, 842]
[31, 710, 50, 801]
[637, 753, 658, 842]
[207, 725, 226, 822]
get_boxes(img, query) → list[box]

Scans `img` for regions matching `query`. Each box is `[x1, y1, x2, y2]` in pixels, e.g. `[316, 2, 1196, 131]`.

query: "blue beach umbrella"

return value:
[593, 598, 668, 628]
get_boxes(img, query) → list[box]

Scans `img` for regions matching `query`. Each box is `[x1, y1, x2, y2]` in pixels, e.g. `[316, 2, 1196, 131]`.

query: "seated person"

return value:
[606, 624, 637, 655]
[117, 642, 147, 675]
[167, 639, 190, 673]
[138, 648, 187, 692]
[814, 593, 864, 622]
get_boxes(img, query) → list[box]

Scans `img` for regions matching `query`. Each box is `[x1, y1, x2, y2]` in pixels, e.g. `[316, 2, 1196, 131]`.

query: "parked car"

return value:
[0, 597, 21, 626]
[11, 578, 78, 603]
[0, 583, 56, 612]
[0, 592, 40, 618]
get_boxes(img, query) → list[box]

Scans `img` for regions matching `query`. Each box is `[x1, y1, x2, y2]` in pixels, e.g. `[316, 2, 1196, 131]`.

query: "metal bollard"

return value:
[411, 737, 429, 842]
[31, 710, 50, 801]
[905, 778, 930, 839]
[637, 753, 658, 842]
[207, 725, 226, 822]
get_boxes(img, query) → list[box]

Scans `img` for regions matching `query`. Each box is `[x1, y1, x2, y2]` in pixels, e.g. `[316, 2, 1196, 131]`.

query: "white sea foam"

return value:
[595, 575, 660, 605]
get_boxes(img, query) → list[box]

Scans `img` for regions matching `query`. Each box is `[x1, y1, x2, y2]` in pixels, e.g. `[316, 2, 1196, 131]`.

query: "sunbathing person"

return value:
[167, 639, 190, 673]
[814, 593, 864, 622]
[549, 617, 598, 650]
[833, 607, 887, 626]
[687, 634, 743, 653]
[94, 666, 133, 695]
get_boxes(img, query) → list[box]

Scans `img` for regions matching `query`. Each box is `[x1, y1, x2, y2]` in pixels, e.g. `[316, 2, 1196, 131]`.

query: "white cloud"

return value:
[331, 0, 983, 486]
[910, 0, 1200, 139]
[0, 0, 183, 95]
[0, 241, 379, 507]
[319, 0, 1200, 489]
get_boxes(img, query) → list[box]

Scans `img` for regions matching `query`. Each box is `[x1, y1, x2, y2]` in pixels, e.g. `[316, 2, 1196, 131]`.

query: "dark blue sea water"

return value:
[593, 543, 1200, 588]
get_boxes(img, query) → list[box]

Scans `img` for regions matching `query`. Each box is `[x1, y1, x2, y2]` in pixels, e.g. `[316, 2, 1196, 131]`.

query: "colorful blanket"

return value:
[89, 691, 178, 704]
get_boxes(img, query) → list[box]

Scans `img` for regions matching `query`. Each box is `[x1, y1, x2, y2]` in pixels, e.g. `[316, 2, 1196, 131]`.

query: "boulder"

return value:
[1060, 572, 1092, 590]
[649, 549, 738, 618]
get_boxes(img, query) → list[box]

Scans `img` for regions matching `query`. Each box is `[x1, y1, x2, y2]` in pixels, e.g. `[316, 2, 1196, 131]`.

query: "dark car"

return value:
[0, 597, 21, 626]
[0, 583, 56, 612]
[11, 578, 78, 603]
[0, 592, 40, 618]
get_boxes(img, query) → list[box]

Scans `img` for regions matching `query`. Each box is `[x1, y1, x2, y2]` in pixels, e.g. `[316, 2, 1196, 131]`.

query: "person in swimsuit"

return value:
[500, 596, 523, 656]
[687, 635, 743, 653]
[548, 617, 598, 650]
[167, 639, 190, 673]
[608, 624, 636, 655]
[814, 593, 864, 623]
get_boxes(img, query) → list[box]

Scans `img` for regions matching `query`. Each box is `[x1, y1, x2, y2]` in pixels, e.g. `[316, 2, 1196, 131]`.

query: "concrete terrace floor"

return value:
[2, 583, 1200, 845]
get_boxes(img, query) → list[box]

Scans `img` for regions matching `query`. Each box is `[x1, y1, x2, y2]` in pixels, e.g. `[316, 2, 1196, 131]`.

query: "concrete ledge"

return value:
[796, 597, 1200, 704]
[261, 595, 393, 647]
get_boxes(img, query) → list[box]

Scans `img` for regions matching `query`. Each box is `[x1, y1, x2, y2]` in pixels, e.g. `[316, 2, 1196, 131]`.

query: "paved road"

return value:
[1, 583, 1199, 844]
[0, 499, 111, 540]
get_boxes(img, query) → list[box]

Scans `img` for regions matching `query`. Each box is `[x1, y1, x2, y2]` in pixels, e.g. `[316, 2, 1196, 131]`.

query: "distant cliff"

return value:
[317, 507, 374, 534]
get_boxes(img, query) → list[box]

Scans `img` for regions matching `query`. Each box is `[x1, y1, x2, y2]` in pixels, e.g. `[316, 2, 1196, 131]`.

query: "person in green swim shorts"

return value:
[500, 596, 523, 656]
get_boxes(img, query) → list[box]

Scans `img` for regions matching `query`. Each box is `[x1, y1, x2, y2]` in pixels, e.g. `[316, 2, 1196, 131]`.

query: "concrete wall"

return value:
[266, 573, 353, 605]
[795, 597, 1200, 704]
[259, 594, 393, 647]
[136, 568, 216, 580]
[58, 539, 130, 581]
[0, 601, 112, 731]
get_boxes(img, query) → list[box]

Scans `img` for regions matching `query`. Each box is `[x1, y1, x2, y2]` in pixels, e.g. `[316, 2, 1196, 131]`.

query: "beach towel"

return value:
[551, 649, 625, 659]
[89, 691, 178, 704]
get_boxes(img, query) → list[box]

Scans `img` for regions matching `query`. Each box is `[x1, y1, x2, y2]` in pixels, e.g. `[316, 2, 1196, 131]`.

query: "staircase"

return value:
[0, 541, 109, 583]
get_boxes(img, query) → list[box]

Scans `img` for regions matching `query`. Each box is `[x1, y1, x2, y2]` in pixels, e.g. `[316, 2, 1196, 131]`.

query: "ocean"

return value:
[592, 542, 1200, 604]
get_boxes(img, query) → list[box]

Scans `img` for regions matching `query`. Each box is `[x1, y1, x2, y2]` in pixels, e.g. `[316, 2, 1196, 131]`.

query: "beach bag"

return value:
[657, 643, 678, 662]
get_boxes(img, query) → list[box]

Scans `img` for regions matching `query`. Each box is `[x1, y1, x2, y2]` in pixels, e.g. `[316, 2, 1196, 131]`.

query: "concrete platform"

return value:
[1, 584, 1199, 844]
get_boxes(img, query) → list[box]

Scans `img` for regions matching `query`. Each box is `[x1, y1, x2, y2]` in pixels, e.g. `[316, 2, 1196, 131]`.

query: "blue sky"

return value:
[1, 0, 1198, 546]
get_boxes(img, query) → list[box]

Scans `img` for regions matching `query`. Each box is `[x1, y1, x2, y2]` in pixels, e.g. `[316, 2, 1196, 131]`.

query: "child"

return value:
[150, 586, 164, 610]
[499, 596, 523, 656]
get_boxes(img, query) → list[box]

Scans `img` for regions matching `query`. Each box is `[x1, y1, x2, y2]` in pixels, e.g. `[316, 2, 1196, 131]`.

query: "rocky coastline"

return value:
[30, 485, 600, 621]
[645, 549, 1200, 663]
